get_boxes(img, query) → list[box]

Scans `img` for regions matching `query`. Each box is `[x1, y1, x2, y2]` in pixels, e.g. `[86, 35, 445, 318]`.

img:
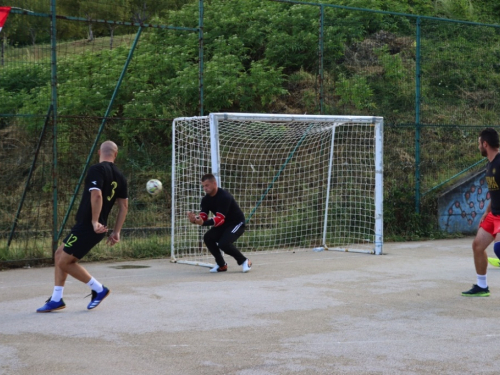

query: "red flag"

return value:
[0, 7, 11, 33]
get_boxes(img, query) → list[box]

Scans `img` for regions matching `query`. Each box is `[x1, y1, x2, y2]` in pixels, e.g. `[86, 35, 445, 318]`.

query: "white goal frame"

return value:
[171, 113, 383, 266]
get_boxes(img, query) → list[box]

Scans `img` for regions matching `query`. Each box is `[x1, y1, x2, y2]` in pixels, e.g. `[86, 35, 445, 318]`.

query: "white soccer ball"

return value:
[146, 179, 162, 195]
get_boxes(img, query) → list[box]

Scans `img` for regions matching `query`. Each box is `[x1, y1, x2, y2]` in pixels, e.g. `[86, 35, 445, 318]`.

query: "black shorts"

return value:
[62, 226, 106, 259]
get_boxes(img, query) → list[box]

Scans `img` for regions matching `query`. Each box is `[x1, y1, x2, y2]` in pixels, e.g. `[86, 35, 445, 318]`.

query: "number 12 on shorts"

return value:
[65, 234, 78, 247]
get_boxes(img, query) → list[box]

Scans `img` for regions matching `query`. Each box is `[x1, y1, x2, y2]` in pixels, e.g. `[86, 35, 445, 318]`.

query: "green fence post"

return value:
[50, 0, 58, 257]
[415, 17, 422, 214]
[319, 4, 324, 114]
[199, 0, 204, 116]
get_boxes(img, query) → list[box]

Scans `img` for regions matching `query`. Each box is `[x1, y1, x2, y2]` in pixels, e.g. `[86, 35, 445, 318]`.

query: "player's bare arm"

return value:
[90, 189, 107, 233]
[106, 198, 128, 246]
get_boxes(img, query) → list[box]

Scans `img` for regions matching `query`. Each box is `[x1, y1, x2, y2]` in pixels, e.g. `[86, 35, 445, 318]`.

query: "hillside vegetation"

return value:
[2, 0, 500, 250]
[2, 0, 500, 124]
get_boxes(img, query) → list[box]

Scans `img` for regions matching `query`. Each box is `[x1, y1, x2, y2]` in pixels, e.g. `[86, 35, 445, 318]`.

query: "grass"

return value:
[0, 234, 171, 266]
[0, 238, 52, 261]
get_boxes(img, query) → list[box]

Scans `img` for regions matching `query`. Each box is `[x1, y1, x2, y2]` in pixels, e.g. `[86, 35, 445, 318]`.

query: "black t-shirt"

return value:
[200, 188, 245, 227]
[74, 161, 128, 227]
[486, 153, 500, 215]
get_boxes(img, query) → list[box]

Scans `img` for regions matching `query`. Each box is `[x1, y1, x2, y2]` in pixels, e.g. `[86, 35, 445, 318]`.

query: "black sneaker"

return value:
[87, 286, 110, 309]
[462, 284, 490, 297]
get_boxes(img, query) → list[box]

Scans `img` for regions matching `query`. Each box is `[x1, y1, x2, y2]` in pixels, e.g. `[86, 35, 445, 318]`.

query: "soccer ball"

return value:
[146, 179, 162, 195]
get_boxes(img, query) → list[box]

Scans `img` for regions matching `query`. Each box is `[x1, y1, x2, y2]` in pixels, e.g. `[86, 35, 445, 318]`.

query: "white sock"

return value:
[51, 286, 64, 302]
[86, 277, 103, 293]
[477, 274, 488, 289]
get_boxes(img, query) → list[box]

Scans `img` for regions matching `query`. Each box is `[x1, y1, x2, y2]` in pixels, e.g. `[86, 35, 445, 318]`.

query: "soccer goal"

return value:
[171, 113, 383, 267]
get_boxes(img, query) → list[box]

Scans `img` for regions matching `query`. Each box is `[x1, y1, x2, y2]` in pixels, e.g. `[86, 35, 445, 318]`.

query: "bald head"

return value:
[99, 140, 118, 162]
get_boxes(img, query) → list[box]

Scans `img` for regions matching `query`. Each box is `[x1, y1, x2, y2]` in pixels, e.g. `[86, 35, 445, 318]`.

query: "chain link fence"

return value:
[1, 1, 499, 263]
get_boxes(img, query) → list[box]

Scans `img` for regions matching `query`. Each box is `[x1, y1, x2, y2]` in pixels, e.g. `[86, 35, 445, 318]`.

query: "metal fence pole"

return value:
[415, 17, 422, 213]
[199, 0, 204, 116]
[318, 5, 324, 114]
[50, 0, 58, 256]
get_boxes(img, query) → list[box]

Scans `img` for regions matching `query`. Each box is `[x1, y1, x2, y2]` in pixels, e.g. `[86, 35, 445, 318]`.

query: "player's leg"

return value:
[57, 229, 105, 284]
[56, 248, 92, 284]
[463, 220, 494, 297]
[56, 250, 107, 305]
[58, 248, 110, 310]
[217, 223, 251, 272]
[54, 243, 69, 286]
[37, 229, 109, 312]
[488, 218, 500, 267]
[204, 227, 227, 271]
[59, 231, 111, 310]
[36, 242, 69, 312]
[472, 227, 493, 276]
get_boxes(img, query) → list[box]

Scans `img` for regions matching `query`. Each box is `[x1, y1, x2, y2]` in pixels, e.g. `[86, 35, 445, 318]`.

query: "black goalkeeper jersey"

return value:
[486, 153, 500, 215]
[74, 161, 128, 228]
[200, 188, 245, 227]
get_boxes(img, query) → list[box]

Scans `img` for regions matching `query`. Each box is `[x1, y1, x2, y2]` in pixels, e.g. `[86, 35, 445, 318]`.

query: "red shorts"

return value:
[479, 212, 500, 236]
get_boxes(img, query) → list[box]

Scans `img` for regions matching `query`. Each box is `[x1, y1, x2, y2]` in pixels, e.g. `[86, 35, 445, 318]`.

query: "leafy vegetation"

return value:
[2, 0, 500, 261]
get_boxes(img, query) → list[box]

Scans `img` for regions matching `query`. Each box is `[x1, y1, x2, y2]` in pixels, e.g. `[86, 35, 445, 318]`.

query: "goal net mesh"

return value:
[172, 114, 382, 266]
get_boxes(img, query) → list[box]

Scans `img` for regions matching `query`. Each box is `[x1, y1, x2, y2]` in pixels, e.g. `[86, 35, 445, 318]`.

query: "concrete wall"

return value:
[438, 170, 489, 234]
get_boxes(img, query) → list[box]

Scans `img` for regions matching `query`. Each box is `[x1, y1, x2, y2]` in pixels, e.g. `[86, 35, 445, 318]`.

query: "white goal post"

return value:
[171, 113, 383, 266]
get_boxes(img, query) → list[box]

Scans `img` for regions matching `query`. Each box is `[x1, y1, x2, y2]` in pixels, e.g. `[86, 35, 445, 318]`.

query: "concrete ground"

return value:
[1, 238, 499, 375]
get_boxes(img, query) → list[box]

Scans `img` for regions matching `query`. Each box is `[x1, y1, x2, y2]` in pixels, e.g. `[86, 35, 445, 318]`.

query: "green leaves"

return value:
[336, 73, 375, 111]
[3, 0, 500, 132]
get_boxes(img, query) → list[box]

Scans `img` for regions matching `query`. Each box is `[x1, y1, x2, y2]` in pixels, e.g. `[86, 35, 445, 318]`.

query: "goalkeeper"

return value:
[187, 173, 252, 273]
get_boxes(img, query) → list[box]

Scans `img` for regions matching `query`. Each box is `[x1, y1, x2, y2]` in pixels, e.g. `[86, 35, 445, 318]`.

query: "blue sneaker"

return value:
[36, 298, 66, 313]
[87, 286, 110, 310]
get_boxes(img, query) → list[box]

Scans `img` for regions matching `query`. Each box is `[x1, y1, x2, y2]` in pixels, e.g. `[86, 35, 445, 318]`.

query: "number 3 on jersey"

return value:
[107, 181, 117, 201]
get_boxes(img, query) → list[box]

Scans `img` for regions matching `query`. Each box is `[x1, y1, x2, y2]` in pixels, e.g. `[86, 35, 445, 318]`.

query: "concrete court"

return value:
[1, 237, 499, 375]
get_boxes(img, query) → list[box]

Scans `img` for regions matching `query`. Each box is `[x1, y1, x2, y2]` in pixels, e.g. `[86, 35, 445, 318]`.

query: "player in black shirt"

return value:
[37, 141, 129, 312]
[187, 173, 252, 273]
[463, 128, 500, 297]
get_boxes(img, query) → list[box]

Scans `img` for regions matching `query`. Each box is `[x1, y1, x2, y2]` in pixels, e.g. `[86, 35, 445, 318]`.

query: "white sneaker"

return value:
[242, 259, 252, 273]
[209, 263, 227, 273]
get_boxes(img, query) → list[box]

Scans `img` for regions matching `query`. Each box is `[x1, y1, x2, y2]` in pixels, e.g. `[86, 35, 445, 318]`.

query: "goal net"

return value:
[171, 113, 383, 267]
